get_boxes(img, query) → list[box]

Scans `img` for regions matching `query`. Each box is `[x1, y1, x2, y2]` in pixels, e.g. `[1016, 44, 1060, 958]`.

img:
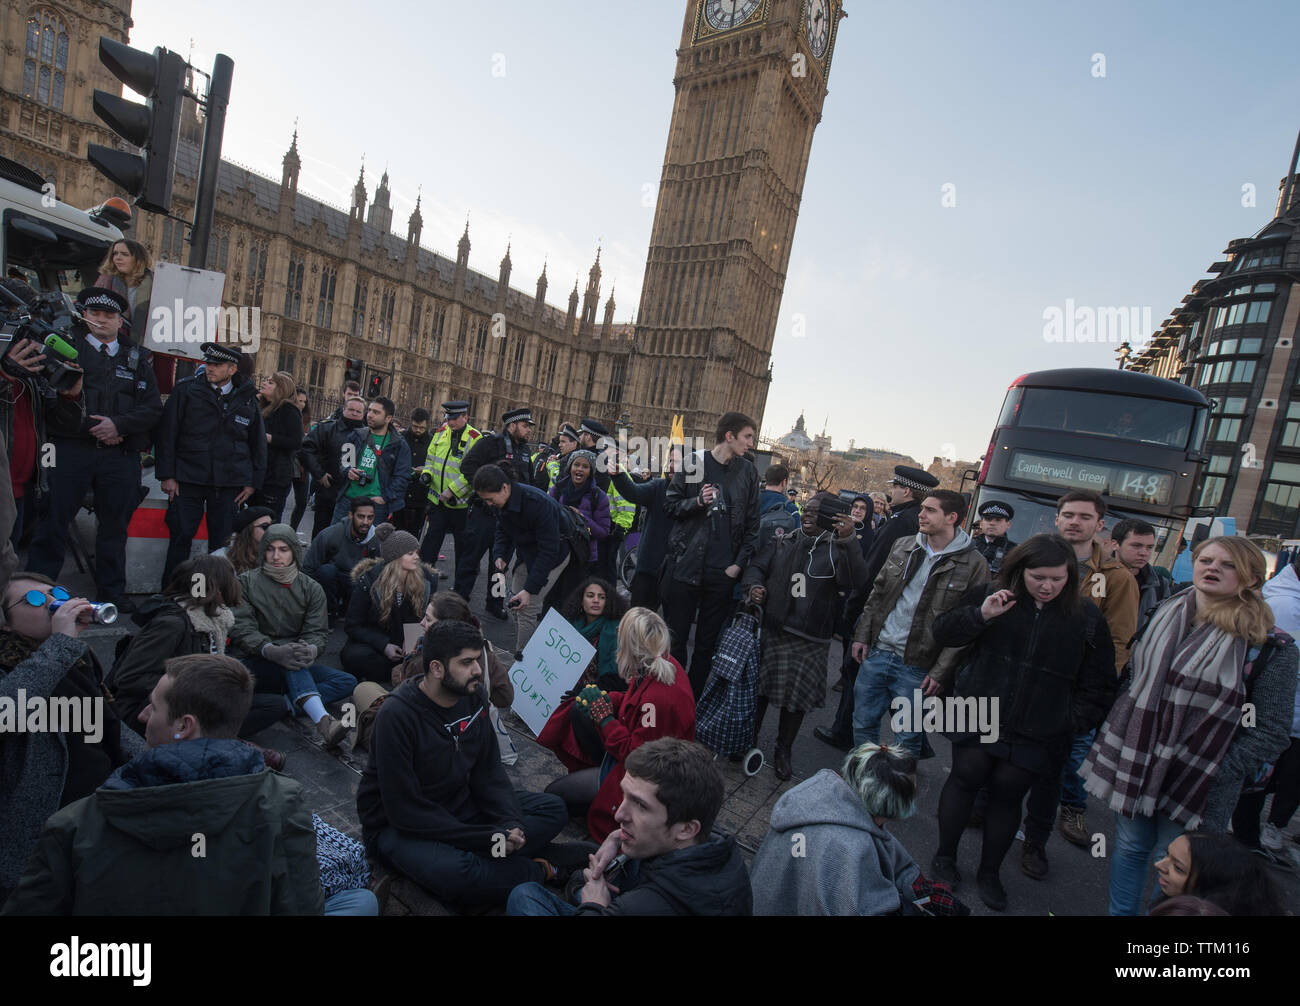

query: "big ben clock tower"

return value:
[629, 0, 844, 443]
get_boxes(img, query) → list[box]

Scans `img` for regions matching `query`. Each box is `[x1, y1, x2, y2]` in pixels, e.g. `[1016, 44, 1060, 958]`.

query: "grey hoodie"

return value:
[877, 529, 973, 655]
[750, 769, 921, 916]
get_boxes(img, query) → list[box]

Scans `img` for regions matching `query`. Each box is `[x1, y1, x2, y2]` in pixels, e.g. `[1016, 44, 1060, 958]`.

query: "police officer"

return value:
[29, 287, 162, 612]
[972, 500, 1017, 575]
[542, 423, 579, 490]
[418, 400, 482, 583]
[155, 342, 266, 588]
[459, 406, 536, 616]
[573, 418, 635, 583]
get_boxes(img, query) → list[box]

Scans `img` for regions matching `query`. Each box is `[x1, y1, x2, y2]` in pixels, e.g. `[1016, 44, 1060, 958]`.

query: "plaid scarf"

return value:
[1082, 589, 1246, 829]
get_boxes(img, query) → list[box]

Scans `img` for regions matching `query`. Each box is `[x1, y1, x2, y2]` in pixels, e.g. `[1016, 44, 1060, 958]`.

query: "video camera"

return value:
[0, 286, 85, 393]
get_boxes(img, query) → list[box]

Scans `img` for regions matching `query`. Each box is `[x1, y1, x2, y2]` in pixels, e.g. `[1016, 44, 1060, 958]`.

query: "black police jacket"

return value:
[461, 430, 538, 493]
[155, 375, 266, 489]
[45, 330, 162, 452]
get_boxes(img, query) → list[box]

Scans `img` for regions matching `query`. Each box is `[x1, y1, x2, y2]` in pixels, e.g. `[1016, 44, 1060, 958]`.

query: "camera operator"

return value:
[28, 288, 161, 615]
[0, 278, 49, 551]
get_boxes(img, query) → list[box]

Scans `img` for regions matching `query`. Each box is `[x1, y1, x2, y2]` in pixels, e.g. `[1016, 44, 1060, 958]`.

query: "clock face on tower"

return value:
[806, 0, 831, 59]
[700, 0, 764, 35]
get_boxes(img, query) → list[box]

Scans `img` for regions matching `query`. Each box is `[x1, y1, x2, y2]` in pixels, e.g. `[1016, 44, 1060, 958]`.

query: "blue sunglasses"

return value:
[6, 585, 69, 612]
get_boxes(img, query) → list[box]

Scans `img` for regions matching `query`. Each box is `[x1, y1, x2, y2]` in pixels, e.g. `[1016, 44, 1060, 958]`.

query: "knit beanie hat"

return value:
[374, 522, 419, 563]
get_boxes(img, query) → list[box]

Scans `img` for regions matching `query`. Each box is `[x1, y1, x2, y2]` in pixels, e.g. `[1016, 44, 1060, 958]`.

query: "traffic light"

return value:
[367, 373, 383, 398]
[344, 358, 364, 383]
[87, 38, 186, 214]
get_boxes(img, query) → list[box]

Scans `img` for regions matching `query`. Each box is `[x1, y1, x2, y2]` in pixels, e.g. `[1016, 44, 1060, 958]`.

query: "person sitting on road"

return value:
[355, 620, 577, 912]
[342, 525, 437, 685]
[302, 497, 380, 617]
[213, 506, 274, 574]
[507, 738, 752, 916]
[3, 654, 325, 915]
[750, 743, 967, 916]
[0, 575, 142, 907]
[106, 554, 288, 759]
[350, 590, 515, 753]
[229, 524, 356, 750]
[1153, 831, 1286, 916]
[539, 607, 696, 838]
[562, 576, 627, 693]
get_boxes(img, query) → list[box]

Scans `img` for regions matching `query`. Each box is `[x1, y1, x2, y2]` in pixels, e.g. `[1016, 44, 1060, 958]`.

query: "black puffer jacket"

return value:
[105, 596, 213, 730]
[741, 528, 870, 643]
[262, 401, 303, 487]
[344, 558, 439, 654]
[155, 375, 266, 488]
[298, 415, 365, 504]
[933, 583, 1118, 745]
[662, 451, 760, 587]
[575, 838, 753, 916]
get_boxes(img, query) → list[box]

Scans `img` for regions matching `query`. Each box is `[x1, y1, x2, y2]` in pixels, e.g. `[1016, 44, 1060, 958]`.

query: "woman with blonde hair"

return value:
[341, 525, 437, 684]
[540, 607, 696, 839]
[1082, 535, 1298, 915]
[252, 371, 303, 520]
[95, 239, 153, 336]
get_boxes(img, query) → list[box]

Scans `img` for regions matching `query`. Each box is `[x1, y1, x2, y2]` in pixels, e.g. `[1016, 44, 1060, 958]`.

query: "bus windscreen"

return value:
[1013, 388, 1196, 449]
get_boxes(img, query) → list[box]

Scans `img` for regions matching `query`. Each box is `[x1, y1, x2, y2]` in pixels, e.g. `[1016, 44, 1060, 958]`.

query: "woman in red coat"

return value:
[540, 607, 696, 841]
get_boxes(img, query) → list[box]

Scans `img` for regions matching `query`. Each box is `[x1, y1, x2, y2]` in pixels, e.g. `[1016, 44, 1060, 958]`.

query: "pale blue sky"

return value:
[129, 0, 1300, 461]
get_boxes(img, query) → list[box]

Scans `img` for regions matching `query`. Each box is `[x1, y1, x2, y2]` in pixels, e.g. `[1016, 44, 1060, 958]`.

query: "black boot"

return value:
[773, 708, 804, 781]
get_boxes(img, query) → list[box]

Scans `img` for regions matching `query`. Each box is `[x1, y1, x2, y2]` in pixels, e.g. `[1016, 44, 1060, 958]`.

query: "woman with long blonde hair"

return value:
[341, 525, 437, 684]
[540, 607, 696, 839]
[95, 239, 153, 332]
[1082, 535, 1297, 915]
[252, 370, 303, 520]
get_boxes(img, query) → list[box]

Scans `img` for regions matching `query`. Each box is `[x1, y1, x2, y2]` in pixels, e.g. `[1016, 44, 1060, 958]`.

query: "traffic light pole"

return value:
[187, 54, 233, 268]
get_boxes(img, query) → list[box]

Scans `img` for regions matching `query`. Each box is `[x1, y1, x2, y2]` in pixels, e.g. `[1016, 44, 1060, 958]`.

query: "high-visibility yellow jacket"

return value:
[420, 422, 481, 509]
[606, 478, 635, 532]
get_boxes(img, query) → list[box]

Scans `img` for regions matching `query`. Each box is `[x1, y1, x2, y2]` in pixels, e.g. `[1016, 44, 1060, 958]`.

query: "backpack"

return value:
[758, 499, 800, 545]
[557, 500, 593, 565]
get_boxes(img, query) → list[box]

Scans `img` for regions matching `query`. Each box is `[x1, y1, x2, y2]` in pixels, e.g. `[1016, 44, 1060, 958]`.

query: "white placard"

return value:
[144, 261, 257, 360]
[508, 607, 595, 736]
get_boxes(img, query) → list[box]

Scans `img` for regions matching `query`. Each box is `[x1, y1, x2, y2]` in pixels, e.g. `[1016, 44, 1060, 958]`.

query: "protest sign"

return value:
[509, 607, 594, 735]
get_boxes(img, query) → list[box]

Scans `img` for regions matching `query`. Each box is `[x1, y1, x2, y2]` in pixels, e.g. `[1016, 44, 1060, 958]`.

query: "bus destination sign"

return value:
[1007, 450, 1174, 506]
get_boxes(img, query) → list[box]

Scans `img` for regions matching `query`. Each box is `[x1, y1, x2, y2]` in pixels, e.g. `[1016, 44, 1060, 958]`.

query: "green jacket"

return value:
[2, 738, 324, 915]
[229, 524, 329, 657]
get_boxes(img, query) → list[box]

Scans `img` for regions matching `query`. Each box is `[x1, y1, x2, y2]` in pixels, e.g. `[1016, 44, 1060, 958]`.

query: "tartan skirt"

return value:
[759, 631, 831, 712]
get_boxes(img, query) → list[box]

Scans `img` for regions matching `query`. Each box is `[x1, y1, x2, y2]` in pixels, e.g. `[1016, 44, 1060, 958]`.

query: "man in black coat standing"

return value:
[394, 407, 432, 534]
[815, 464, 939, 751]
[458, 406, 537, 617]
[29, 288, 162, 612]
[155, 342, 266, 588]
[299, 396, 366, 540]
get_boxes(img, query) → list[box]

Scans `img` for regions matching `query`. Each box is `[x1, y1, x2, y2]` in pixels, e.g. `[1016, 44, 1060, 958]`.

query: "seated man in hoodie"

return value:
[0, 576, 142, 907]
[507, 738, 753, 916]
[303, 497, 380, 616]
[3, 653, 325, 915]
[357, 620, 572, 911]
[229, 524, 356, 749]
[749, 742, 966, 916]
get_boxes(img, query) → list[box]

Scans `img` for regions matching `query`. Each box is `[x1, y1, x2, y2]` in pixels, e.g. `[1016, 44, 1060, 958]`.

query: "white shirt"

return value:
[85, 334, 119, 357]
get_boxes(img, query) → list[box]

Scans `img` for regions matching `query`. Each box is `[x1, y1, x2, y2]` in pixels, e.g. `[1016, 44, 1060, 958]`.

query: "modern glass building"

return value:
[1128, 166, 1300, 536]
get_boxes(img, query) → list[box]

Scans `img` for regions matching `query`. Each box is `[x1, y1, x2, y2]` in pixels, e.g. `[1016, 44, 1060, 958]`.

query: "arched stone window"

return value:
[23, 9, 69, 111]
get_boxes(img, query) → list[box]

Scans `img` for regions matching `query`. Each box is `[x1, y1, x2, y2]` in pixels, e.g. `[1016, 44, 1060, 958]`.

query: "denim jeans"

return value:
[852, 647, 930, 754]
[242, 656, 356, 708]
[1060, 729, 1095, 809]
[324, 888, 379, 916]
[1109, 811, 1184, 916]
[507, 881, 580, 916]
[374, 791, 567, 909]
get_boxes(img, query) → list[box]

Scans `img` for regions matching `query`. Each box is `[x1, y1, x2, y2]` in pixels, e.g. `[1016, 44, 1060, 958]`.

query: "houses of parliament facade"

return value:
[1, 0, 843, 443]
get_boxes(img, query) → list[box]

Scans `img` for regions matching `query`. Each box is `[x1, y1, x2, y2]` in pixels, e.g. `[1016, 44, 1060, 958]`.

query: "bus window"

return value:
[1014, 388, 1197, 449]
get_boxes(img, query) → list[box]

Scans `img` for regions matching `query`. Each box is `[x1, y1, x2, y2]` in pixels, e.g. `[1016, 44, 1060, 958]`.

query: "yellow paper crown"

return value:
[670, 414, 684, 447]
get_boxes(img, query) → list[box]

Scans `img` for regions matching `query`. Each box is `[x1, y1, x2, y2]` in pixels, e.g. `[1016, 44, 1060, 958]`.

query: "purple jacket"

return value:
[550, 479, 611, 562]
